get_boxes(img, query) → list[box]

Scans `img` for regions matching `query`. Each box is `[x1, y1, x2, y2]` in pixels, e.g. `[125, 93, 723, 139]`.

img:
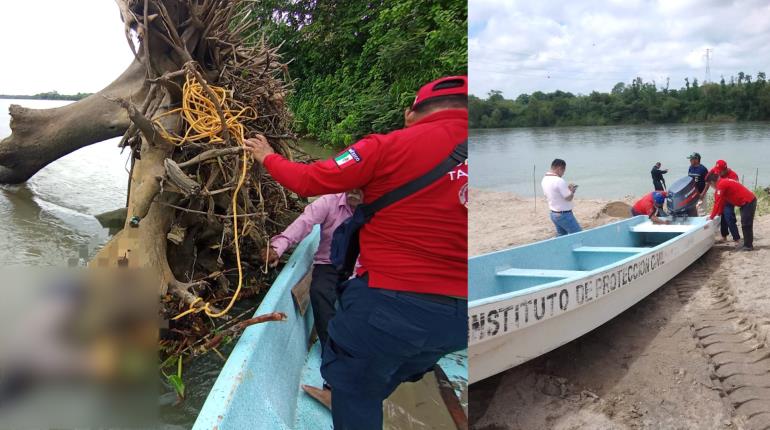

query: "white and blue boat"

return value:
[194, 226, 468, 429]
[468, 215, 718, 383]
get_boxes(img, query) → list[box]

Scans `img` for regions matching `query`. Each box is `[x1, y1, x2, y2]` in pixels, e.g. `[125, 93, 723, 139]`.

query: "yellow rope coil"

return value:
[153, 72, 256, 320]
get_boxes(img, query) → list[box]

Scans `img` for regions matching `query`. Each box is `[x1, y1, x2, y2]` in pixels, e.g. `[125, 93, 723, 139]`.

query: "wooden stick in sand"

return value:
[533, 164, 537, 213]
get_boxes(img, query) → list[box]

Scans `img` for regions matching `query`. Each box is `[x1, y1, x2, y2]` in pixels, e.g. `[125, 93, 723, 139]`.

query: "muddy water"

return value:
[385, 371, 461, 430]
[0, 99, 129, 265]
[472, 122, 770, 199]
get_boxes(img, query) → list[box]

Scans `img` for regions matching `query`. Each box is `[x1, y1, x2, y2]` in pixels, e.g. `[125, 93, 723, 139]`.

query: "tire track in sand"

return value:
[674, 248, 770, 430]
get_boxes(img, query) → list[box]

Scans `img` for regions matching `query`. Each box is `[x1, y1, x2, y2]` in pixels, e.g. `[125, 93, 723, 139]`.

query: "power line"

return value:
[704, 48, 712, 83]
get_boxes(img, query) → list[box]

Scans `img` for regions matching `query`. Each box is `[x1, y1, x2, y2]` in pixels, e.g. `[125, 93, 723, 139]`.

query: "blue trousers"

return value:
[310, 264, 342, 346]
[321, 276, 467, 430]
[720, 203, 740, 241]
[550, 211, 582, 236]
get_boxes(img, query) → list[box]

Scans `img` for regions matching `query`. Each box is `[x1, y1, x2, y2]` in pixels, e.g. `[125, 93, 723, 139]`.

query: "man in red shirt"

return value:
[707, 160, 741, 243]
[707, 173, 756, 251]
[631, 191, 670, 224]
[711, 159, 739, 181]
[244, 76, 468, 429]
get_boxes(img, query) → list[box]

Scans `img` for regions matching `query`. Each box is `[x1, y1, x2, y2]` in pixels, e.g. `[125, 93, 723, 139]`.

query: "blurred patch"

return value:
[0, 268, 159, 428]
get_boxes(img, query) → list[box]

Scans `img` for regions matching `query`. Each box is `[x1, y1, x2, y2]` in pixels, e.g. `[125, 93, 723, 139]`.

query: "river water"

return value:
[0, 99, 129, 265]
[471, 122, 770, 199]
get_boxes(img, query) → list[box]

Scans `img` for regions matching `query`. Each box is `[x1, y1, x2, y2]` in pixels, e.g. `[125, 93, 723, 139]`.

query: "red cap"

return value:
[714, 159, 727, 171]
[411, 76, 468, 109]
[708, 167, 721, 176]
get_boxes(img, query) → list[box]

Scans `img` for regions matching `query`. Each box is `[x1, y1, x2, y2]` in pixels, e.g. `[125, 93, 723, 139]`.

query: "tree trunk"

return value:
[0, 59, 148, 183]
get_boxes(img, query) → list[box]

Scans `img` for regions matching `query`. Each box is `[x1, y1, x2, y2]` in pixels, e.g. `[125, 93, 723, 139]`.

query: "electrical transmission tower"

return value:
[704, 48, 712, 83]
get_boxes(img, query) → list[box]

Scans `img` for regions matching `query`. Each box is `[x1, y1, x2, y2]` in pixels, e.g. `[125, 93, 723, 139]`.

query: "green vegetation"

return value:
[470, 73, 770, 128]
[754, 187, 770, 217]
[245, 0, 467, 148]
[163, 356, 185, 400]
[699, 186, 769, 218]
[0, 91, 91, 101]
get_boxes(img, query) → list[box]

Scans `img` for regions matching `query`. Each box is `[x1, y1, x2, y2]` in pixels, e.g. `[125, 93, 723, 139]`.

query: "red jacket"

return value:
[263, 109, 468, 297]
[632, 193, 656, 216]
[709, 167, 739, 182]
[723, 168, 739, 181]
[710, 178, 756, 219]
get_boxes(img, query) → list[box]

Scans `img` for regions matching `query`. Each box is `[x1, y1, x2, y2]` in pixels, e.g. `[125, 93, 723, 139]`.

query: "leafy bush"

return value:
[246, 0, 467, 148]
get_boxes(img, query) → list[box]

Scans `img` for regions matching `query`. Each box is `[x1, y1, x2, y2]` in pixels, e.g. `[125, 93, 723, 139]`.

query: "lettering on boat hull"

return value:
[469, 250, 667, 344]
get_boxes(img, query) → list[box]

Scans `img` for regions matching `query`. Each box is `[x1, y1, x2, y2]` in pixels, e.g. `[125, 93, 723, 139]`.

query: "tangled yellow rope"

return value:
[153, 72, 256, 320]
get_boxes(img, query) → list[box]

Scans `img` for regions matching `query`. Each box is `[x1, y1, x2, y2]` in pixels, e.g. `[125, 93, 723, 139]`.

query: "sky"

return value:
[469, 0, 770, 98]
[0, 1, 134, 95]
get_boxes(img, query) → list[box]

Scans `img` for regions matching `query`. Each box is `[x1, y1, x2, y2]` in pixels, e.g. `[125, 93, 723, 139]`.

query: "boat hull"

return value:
[468, 216, 717, 384]
[194, 226, 468, 428]
[193, 227, 325, 430]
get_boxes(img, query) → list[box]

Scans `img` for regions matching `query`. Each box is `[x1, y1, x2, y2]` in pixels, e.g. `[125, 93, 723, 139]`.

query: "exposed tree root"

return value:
[0, 59, 148, 183]
[3, 0, 309, 363]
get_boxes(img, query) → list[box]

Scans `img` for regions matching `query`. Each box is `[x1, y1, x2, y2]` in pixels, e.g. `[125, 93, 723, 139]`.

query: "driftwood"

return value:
[96, 207, 129, 229]
[201, 311, 287, 352]
[164, 158, 201, 195]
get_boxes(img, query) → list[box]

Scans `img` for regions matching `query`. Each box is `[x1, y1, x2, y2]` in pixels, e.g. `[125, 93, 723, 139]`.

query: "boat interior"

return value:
[469, 216, 708, 302]
[195, 227, 468, 429]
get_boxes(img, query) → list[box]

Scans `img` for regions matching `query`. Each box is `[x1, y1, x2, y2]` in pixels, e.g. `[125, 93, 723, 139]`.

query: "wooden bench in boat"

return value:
[629, 223, 695, 233]
[572, 246, 649, 254]
[496, 268, 590, 278]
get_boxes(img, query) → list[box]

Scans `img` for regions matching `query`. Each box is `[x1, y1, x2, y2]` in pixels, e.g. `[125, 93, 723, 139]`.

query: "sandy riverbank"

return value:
[469, 189, 770, 430]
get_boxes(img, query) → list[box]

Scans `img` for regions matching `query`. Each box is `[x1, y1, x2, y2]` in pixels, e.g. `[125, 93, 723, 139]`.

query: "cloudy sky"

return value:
[0, 1, 133, 95]
[470, 0, 770, 98]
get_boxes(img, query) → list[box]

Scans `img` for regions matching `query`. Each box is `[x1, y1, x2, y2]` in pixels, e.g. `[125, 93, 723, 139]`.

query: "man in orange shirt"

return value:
[707, 173, 756, 251]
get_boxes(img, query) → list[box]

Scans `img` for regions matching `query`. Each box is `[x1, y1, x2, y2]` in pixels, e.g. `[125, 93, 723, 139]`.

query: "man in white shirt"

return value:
[541, 158, 582, 236]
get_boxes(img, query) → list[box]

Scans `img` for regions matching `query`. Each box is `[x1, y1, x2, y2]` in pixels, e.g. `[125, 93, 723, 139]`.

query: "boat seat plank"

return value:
[573, 246, 648, 253]
[630, 224, 693, 233]
[496, 268, 590, 278]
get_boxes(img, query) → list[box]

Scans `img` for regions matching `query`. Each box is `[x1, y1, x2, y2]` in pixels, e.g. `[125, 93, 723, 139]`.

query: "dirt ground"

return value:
[469, 189, 770, 430]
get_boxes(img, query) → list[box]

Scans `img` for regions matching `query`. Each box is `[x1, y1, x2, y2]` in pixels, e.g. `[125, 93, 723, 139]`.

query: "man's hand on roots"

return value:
[243, 135, 275, 164]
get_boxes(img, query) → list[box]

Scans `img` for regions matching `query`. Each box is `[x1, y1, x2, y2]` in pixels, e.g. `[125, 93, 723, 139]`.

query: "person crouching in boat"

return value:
[261, 190, 363, 347]
[631, 191, 671, 224]
[706, 160, 741, 244]
[542, 158, 581, 236]
[706, 173, 756, 251]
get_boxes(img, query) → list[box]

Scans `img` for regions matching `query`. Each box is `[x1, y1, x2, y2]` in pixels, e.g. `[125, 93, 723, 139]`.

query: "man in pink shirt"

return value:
[262, 190, 363, 345]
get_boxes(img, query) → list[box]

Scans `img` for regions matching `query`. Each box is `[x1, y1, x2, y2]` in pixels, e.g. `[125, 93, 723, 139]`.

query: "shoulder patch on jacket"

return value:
[334, 148, 362, 169]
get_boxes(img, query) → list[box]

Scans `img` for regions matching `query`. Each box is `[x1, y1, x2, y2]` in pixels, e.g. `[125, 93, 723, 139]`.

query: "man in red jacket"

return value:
[707, 173, 756, 251]
[710, 159, 739, 181]
[631, 191, 670, 224]
[244, 76, 468, 429]
[708, 160, 741, 243]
